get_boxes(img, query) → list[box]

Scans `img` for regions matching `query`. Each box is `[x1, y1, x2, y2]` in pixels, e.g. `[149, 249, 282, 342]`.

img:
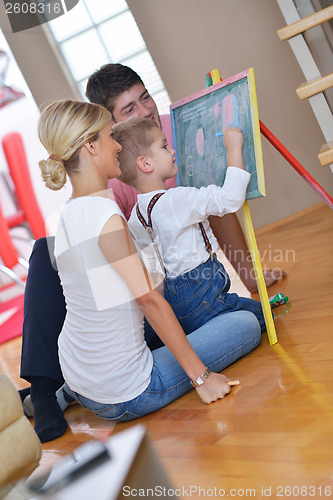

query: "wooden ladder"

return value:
[277, 1, 333, 172]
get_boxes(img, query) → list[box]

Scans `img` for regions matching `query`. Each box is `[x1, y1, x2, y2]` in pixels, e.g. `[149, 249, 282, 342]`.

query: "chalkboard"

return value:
[170, 68, 265, 200]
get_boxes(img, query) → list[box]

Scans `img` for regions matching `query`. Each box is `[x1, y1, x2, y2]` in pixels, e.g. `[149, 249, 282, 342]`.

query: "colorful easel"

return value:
[207, 67, 333, 345]
[208, 68, 278, 345]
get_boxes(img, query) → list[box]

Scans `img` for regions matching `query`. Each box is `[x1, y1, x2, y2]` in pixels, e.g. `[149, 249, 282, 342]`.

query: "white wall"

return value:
[0, 96, 70, 223]
[0, 29, 71, 229]
[127, 0, 333, 227]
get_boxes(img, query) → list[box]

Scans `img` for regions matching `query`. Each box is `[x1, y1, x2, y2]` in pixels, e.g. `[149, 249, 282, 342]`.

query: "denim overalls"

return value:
[137, 193, 266, 334]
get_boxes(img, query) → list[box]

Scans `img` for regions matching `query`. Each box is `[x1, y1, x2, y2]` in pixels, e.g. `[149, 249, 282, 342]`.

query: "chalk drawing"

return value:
[196, 128, 205, 156]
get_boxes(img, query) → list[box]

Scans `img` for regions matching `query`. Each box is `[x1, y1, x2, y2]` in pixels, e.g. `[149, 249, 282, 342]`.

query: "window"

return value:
[47, 0, 171, 114]
[0, 29, 31, 98]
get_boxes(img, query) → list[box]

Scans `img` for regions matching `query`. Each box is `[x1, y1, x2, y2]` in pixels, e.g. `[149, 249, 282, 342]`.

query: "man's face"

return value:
[110, 83, 161, 128]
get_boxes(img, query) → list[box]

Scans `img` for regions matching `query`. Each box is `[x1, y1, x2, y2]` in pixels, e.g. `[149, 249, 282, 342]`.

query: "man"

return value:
[20, 64, 284, 443]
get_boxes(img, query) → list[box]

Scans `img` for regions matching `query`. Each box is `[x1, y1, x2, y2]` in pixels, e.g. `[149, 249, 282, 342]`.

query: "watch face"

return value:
[192, 368, 211, 387]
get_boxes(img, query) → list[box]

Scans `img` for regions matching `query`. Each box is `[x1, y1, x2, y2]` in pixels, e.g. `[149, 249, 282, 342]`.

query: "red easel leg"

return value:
[260, 120, 333, 210]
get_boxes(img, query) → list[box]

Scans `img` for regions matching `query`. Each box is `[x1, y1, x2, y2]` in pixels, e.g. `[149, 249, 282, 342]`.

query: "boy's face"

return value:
[147, 127, 178, 180]
[111, 83, 161, 128]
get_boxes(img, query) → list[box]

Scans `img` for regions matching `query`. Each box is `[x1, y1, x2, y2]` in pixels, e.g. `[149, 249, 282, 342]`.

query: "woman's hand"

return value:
[195, 372, 239, 404]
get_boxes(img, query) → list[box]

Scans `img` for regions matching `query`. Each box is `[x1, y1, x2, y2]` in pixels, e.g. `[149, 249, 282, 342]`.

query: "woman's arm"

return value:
[135, 287, 234, 404]
[98, 214, 235, 404]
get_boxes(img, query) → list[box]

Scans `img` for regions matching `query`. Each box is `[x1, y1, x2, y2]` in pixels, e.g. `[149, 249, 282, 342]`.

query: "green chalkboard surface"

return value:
[170, 68, 265, 200]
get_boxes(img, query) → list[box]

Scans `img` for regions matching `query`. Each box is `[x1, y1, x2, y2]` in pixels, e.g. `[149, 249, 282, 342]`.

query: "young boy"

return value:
[112, 117, 266, 334]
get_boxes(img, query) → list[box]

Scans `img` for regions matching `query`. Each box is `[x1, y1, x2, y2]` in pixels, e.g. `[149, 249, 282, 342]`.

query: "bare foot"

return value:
[246, 268, 287, 293]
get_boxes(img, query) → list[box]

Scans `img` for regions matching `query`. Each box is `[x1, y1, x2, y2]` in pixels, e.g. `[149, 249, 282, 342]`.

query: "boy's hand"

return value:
[223, 127, 244, 170]
[223, 126, 243, 151]
[195, 372, 239, 404]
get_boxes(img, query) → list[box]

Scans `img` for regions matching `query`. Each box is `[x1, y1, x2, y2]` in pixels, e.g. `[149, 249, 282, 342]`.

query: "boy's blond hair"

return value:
[112, 117, 159, 188]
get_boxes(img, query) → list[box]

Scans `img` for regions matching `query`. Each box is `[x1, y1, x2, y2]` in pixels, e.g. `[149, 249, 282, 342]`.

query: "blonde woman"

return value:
[37, 99, 260, 424]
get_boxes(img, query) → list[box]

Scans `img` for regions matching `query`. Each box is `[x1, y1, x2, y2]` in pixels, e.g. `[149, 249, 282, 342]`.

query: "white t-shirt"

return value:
[54, 196, 153, 404]
[128, 167, 251, 278]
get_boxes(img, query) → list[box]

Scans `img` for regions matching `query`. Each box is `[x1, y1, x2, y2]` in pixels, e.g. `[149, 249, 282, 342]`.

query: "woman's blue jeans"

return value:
[61, 310, 261, 422]
[164, 255, 267, 333]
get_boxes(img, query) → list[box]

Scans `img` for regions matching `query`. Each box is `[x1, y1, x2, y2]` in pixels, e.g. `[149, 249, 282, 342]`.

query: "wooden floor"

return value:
[1, 202, 332, 498]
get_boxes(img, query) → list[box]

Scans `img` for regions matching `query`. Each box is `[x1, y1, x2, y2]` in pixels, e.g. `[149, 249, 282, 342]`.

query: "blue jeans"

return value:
[60, 310, 261, 422]
[164, 255, 267, 334]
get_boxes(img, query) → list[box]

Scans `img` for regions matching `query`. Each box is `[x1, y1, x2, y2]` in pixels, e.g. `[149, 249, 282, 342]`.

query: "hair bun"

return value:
[39, 157, 67, 191]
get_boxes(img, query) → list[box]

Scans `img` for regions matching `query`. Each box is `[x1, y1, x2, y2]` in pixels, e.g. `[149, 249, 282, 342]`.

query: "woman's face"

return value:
[95, 122, 122, 179]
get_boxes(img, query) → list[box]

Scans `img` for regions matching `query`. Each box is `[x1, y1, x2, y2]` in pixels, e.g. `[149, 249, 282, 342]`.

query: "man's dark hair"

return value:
[86, 64, 144, 114]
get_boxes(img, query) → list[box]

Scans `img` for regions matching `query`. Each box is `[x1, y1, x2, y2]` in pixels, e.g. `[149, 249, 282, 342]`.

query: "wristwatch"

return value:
[190, 368, 211, 387]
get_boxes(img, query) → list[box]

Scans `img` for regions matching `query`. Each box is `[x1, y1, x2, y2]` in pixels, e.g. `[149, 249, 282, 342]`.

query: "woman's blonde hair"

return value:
[38, 100, 111, 190]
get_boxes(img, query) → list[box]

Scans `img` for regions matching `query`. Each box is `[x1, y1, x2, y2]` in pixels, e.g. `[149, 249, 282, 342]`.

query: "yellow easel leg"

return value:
[240, 201, 278, 345]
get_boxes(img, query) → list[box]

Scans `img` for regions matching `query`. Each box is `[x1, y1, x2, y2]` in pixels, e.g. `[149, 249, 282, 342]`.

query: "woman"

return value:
[37, 99, 261, 422]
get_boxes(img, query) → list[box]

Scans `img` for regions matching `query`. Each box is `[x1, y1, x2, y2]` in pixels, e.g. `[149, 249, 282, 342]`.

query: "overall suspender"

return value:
[136, 193, 167, 275]
[198, 221, 213, 257]
[136, 192, 214, 277]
